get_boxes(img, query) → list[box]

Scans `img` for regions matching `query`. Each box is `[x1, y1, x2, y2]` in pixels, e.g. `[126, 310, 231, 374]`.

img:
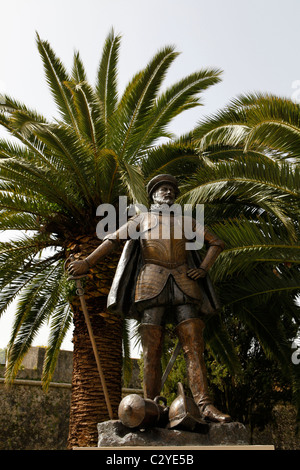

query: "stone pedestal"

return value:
[97, 419, 251, 448]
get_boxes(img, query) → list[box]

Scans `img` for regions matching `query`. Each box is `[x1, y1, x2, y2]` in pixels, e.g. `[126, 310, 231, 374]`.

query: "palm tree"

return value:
[178, 93, 300, 419]
[0, 29, 222, 447]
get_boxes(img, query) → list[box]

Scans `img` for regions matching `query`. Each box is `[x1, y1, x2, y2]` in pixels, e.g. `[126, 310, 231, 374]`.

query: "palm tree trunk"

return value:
[67, 236, 123, 449]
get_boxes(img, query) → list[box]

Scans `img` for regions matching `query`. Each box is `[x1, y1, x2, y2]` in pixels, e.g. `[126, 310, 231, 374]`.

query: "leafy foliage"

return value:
[1, 30, 299, 429]
[187, 93, 300, 421]
[0, 30, 221, 388]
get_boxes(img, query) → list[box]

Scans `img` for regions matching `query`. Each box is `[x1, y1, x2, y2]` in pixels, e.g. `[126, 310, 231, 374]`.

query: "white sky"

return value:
[0, 0, 299, 353]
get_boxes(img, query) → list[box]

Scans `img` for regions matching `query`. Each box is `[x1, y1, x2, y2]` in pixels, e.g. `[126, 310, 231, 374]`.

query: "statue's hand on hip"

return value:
[187, 267, 207, 280]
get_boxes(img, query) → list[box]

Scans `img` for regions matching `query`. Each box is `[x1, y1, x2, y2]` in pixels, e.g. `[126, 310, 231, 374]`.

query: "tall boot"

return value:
[176, 318, 231, 423]
[139, 323, 164, 400]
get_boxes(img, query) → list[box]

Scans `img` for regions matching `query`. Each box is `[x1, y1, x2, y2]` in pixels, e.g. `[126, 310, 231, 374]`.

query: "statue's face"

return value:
[152, 183, 176, 206]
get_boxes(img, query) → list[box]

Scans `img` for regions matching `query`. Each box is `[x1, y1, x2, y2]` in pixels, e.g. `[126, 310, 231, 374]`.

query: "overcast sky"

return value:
[0, 0, 299, 353]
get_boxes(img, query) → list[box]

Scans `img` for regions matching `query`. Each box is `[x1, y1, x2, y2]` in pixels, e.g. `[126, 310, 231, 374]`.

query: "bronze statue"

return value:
[68, 174, 231, 423]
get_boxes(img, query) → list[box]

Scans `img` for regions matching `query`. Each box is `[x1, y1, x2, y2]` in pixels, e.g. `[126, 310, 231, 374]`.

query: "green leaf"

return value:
[36, 33, 78, 131]
[96, 29, 121, 135]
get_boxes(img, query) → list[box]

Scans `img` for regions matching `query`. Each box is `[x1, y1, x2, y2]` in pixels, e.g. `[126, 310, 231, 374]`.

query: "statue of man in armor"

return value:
[68, 174, 231, 423]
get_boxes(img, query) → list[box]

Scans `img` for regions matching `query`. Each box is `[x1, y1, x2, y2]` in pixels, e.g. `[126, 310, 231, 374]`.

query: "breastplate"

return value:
[140, 214, 187, 268]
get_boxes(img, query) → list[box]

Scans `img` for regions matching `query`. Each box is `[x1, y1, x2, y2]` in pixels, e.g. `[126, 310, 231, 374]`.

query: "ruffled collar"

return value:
[150, 203, 180, 215]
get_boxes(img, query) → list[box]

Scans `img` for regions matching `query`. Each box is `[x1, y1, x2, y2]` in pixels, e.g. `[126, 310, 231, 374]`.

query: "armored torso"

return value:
[104, 206, 224, 308]
[134, 211, 203, 303]
[140, 213, 187, 268]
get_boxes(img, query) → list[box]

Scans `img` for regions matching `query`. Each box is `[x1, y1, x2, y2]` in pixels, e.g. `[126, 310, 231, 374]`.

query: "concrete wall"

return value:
[0, 347, 72, 450]
[0, 376, 71, 450]
[3, 347, 298, 450]
[0, 347, 142, 450]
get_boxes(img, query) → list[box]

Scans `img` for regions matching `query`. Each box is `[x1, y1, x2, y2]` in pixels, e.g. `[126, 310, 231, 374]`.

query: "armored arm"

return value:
[67, 238, 119, 276]
[67, 215, 141, 276]
[199, 229, 225, 272]
[187, 227, 225, 280]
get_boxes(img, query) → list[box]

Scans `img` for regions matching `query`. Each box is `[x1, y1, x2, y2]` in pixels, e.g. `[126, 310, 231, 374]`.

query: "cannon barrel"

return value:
[118, 394, 168, 429]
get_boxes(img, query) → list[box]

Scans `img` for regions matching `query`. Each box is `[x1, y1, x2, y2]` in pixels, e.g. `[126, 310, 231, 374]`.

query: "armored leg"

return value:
[176, 317, 231, 423]
[139, 323, 164, 400]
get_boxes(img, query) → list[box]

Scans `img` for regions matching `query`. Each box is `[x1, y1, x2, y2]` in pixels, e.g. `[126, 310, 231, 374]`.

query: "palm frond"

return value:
[141, 140, 205, 180]
[0, 234, 60, 290]
[96, 28, 121, 137]
[245, 121, 300, 160]
[68, 52, 101, 148]
[194, 92, 300, 162]
[221, 265, 300, 309]
[0, 156, 79, 214]
[30, 124, 96, 206]
[128, 68, 223, 163]
[0, 254, 60, 319]
[0, 189, 62, 219]
[179, 155, 299, 237]
[5, 261, 65, 384]
[0, 211, 40, 231]
[209, 216, 300, 281]
[114, 46, 179, 159]
[118, 160, 148, 205]
[36, 33, 78, 132]
[94, 147, 119, 204]
[42, 297, 72, 390]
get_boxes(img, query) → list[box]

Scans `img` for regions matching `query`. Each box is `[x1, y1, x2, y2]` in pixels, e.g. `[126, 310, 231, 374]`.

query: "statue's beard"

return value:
[152, 196, 174, 206]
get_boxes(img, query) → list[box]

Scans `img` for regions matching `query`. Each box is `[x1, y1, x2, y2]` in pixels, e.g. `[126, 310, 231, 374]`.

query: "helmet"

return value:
[168, 383, 207, 431]
[146, 174, 180, 200]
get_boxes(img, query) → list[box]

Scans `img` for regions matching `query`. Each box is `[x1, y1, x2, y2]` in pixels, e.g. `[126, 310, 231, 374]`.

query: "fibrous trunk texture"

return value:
[67, 236, 123, 448]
